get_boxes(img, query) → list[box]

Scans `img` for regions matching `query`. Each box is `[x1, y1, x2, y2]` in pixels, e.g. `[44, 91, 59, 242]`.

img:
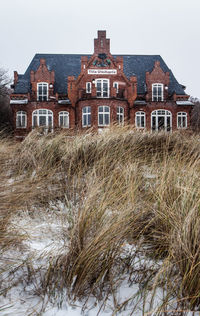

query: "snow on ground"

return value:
[0, 206, 198, 315]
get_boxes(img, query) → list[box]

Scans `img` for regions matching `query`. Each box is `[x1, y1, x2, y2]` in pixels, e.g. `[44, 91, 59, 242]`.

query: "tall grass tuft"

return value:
[1, 127, 200, 314]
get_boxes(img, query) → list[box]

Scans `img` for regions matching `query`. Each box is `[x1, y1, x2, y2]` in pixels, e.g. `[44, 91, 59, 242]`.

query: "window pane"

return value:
[38, 86, 42, 94]
[48, 116, 52, 127]
[64, 116, 68, 127]
[17, 117, 21, 127]
[33, 116, 37, 127]
[39, 116, 46, 126]
[167, 117, 171, 131]
[43, 86, 47, 94]
[141, 116, 144, 127]
[105, 106, 109, 113]
[88, 114, 91, 126]
[152, 116, 156, 130]
[83, 115, 87, 126]
[99, 114, 103, 125]
[136, 116, 140, 127]
[182, 116, 186, 127]
[105, 114, 109, 125]
[60, 116, 63, 126]
[21, 116, 25, 127]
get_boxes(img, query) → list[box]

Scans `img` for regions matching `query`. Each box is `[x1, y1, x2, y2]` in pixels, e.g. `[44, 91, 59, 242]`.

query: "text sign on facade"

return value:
[88, 69, 117, 75]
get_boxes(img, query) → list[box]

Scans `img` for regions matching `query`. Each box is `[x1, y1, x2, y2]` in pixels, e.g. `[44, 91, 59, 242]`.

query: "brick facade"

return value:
[10, 30, 193, 139]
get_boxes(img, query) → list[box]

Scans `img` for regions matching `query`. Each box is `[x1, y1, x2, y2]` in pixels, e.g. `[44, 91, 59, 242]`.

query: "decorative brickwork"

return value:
[10, 30, 193, 139]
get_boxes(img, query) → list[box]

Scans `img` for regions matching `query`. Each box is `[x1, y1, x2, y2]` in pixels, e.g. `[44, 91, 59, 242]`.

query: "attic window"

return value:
[96, 79, 109, 98]
[37, 83, 48, 101]
[113, 82, 119, 93]
[152, 83, 163, 102]
[86, 82, 91, 93]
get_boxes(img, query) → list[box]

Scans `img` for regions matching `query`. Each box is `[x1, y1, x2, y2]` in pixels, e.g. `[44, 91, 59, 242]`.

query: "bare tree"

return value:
[191, 96, 200, 132]
[0, 68, 13, 133]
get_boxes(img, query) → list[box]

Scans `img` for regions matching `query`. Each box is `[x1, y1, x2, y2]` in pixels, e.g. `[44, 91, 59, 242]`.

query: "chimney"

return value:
[94, 30, 110, 54]
[14, 71, 18, 85]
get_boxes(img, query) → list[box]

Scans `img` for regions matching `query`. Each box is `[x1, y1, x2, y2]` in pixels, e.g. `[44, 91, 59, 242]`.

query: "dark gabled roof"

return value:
[14, 53, 186, 95]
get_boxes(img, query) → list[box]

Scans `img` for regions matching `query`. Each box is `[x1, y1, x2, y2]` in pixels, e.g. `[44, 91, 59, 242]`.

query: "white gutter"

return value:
[10, 99, 28, 104]
[176, 101, 194, 106]
[58, 100, 71, 104]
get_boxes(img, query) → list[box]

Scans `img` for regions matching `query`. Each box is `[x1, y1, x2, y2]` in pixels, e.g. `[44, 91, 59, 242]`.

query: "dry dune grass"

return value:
[1, 127, 200, 314]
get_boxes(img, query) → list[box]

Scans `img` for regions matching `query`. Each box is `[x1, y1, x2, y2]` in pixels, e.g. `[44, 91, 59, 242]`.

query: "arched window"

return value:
[117, 106, 124, 125]
[37, 83, 48, 101]
[98, 106, 110, 126]
[32, 109, 53, 129]
[82, 106, 91, 127]
[96, 79, 109, 98]
[16, 111, 27, 128]
[135, 111, 145, 128]
[152, 83, 164, 101]
[177, 112, 187, 129]
[151, 109, 172, 131]
[59, 111, 69, 128]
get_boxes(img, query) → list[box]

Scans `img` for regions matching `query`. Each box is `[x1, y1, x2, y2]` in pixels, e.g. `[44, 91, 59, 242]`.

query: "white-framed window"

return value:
[135, 111, 146, 128]
[82, 106, 91, 127]
[37, 82, 48, 101]
[16, 111, 27, 128]
[98, 106, 110, 126]
[177, 112, 187, 129]
[152, 83, 164, 102]
[151, 109, 172, 132]
[32, 109, 53, 129]
[59, 111, 69, 128]
[117, 106, 124, 125]
[96, 79, 109, 98]
[113, 82, 119, 93]
[86, 82, 91, 93]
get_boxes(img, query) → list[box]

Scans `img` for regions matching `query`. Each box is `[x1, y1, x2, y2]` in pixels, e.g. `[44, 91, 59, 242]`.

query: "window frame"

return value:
[177, 112, 187, 129]
[152, 83, 164, 102]
[113, 82, 119, 94]
[37, 82, 48, 101]
[86, 82, 92, 93]
[151, 109, 172, 132]
[95, 79, 109, 98]
[117, 106, 124, 125]
[59, 111, 69, 128]
[16, 111, 27, 128]
[98, 106, 110, 126]
[32, 109, 53, 130]
[82, 106, 91, 127]
[135, 111, 146, 128]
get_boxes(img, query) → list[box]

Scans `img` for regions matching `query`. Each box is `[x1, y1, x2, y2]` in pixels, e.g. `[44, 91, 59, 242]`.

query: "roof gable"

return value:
[14, 53, 186, 96]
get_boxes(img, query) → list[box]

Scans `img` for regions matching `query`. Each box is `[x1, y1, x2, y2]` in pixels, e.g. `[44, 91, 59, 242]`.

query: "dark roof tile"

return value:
[14, 54, 186, 95]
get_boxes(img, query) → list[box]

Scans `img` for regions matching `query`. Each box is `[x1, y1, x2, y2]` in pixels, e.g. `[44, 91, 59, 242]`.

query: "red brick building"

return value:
[10, 30, 193, 139]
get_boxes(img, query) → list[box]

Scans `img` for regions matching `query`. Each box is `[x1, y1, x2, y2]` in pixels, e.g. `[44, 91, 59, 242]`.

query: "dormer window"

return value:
[152, 83, 163, 102]
[86, 82, 91, 93]
[37, 82, 48, 101]
[96, 79, 109, 98]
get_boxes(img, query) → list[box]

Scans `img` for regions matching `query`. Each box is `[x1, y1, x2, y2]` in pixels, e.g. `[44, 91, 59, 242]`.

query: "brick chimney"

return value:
[94, 30, 110, 54]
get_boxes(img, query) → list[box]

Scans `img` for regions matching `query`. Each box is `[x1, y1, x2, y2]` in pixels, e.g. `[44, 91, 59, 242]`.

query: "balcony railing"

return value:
[79, 88, 125, 100]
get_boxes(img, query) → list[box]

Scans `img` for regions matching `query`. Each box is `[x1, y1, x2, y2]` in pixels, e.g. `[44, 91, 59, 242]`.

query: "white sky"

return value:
[0, 0, 199, 98]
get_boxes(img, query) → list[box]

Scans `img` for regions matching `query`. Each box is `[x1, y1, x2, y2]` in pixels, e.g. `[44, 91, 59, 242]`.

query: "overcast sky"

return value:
[0, 0, 199, 98]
